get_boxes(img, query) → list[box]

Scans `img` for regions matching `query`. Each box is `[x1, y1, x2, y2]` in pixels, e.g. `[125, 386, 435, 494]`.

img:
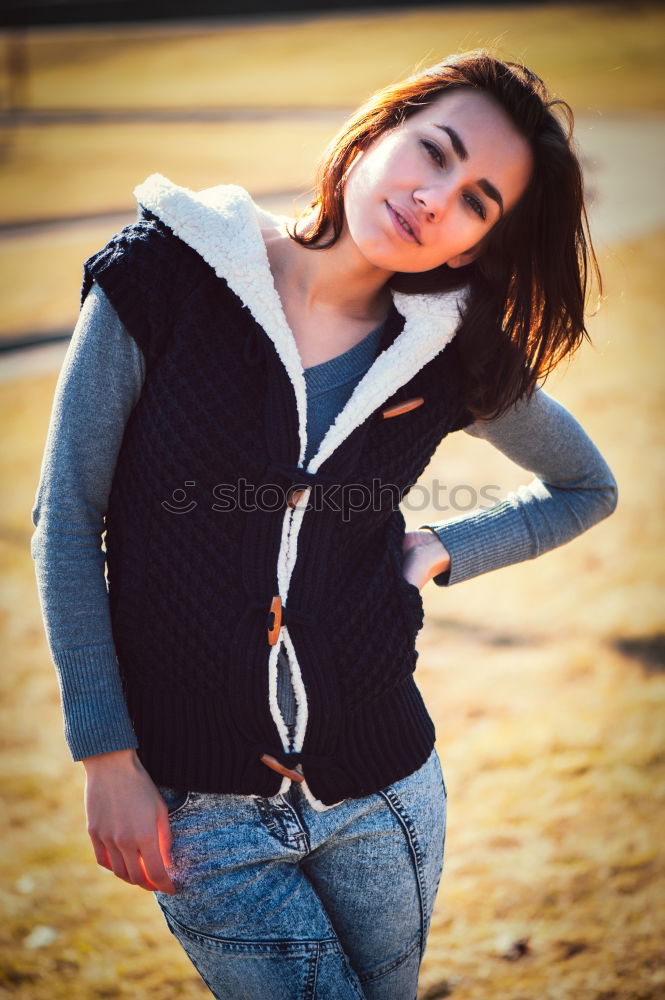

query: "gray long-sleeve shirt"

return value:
[30, 282, 618, 763]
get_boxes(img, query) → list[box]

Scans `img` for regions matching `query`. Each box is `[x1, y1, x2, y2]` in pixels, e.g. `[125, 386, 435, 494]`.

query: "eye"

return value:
[464, 193, 486, 221]
[421, 139, 446, 168]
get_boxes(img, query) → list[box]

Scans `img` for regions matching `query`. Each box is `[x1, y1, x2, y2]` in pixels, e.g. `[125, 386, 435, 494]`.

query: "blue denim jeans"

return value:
[153, 746, 447, 1000]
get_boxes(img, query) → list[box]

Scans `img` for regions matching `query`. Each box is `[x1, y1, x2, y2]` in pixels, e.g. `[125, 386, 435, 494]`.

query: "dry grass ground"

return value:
[1, 4, 663, 998]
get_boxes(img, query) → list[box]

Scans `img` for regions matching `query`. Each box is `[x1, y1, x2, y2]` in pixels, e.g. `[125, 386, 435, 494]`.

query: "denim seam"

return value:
[433, 748, 448, 801]
[166, 790, 192, 820]
[357, 932, 420, 985]
[377, 786, 427, 963]
[306, 942, 319, 1000]
[333, 941, 371, 1000]
[256, 798, 280, 835]
[257, 796, 311, 853]
[163, 907, 339, 953]
[281, 798, 311, 853]
[161, 911, 223, 999]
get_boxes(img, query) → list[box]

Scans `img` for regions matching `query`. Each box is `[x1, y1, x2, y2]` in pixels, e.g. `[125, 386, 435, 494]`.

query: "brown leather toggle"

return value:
[260, 753, 305, 783]
[286, 486, 307, 510]
[260, 596, 316, 646]
[267, 595, 282, 646]
[381, 396, 425, 419]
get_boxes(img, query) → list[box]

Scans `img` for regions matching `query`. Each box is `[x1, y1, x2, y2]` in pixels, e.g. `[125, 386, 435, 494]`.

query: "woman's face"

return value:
[342, 87, 533, 274]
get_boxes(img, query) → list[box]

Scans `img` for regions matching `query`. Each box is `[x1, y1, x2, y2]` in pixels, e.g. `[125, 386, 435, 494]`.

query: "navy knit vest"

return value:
[82, 193, 473, 805]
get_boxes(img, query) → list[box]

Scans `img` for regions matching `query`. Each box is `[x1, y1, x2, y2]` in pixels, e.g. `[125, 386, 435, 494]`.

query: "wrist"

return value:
[421, 528, 450, 580]
[81, 747, 140, 773]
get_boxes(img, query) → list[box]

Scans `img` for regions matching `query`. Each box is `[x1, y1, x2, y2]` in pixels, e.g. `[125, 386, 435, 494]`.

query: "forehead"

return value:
[413, 87, 519, 133]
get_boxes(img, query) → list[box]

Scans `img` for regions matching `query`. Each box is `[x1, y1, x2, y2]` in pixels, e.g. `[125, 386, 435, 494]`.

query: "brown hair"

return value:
[289, 50, 600, 422]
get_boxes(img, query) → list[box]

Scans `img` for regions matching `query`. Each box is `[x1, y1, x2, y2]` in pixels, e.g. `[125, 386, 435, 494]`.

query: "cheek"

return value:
[343, 138, 403, 211]
[344, 155, 382, 213]
[343, 173, 385, 248]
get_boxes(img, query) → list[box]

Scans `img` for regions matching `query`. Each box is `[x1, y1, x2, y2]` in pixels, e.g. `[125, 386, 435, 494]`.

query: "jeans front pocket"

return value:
[157, 785, 191, 819]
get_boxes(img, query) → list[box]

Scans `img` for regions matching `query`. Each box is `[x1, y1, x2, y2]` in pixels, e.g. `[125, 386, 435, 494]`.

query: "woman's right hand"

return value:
[401, 529, 451, 590]
[82, 748, 176, 895]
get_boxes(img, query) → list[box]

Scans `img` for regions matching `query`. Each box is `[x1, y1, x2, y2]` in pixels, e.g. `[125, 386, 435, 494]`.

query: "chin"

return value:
[358, 239, 448, 276]
[392, 260, 441, 274]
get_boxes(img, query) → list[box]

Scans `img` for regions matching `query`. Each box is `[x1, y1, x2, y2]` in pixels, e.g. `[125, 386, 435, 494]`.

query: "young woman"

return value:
[32, 51, 617, 999]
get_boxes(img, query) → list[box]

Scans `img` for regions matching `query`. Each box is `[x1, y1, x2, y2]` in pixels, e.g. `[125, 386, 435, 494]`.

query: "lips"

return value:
[386, 202, 421, 244]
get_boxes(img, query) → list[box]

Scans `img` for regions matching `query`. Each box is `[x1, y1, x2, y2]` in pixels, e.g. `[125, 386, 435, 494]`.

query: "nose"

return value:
[413, 183, 451, 223]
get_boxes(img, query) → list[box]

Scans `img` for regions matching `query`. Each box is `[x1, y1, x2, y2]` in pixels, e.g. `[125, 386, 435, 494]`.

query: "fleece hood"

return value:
[133, 173, 467, 477]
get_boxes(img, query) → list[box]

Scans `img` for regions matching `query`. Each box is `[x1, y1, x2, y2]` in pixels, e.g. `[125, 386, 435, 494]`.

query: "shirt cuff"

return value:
[419, 495, 536, 587]
[52, 644, 138, 761]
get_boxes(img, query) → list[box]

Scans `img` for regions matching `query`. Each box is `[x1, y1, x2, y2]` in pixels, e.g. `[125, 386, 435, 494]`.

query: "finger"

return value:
[138, 852, 175, 894]
[117, 844, 156, 891]
[140, 833, 176, 895]
[157, 809, 174, 868]
[104, 842, 133, 883]
[88, 832, 113, 871]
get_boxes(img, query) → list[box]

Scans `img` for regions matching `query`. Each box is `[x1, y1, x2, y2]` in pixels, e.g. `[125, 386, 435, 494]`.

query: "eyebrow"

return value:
[431, 123, 505, 217]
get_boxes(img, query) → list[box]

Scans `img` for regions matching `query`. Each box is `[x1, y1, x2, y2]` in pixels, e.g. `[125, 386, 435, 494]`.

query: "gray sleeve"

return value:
[419, 386, 619, 586]
[30, 282, 146, 760]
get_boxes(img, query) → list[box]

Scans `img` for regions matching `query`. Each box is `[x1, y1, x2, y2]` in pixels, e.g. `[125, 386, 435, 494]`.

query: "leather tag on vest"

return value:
[381, 397, 425, 419]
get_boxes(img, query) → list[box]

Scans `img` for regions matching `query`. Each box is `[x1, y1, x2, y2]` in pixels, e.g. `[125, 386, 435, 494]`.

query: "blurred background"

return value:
[1, 2, 664, 998]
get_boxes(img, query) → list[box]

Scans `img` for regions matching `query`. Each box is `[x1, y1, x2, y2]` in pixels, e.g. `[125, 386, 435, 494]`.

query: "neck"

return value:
[268, 215, 395, 323]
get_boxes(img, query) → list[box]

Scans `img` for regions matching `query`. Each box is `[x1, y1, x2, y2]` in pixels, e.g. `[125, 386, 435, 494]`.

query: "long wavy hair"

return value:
[288, 50, 600, 421]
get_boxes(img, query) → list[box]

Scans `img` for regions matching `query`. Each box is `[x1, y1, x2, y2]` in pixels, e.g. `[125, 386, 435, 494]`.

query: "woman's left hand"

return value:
[401, 530, 451, 591]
